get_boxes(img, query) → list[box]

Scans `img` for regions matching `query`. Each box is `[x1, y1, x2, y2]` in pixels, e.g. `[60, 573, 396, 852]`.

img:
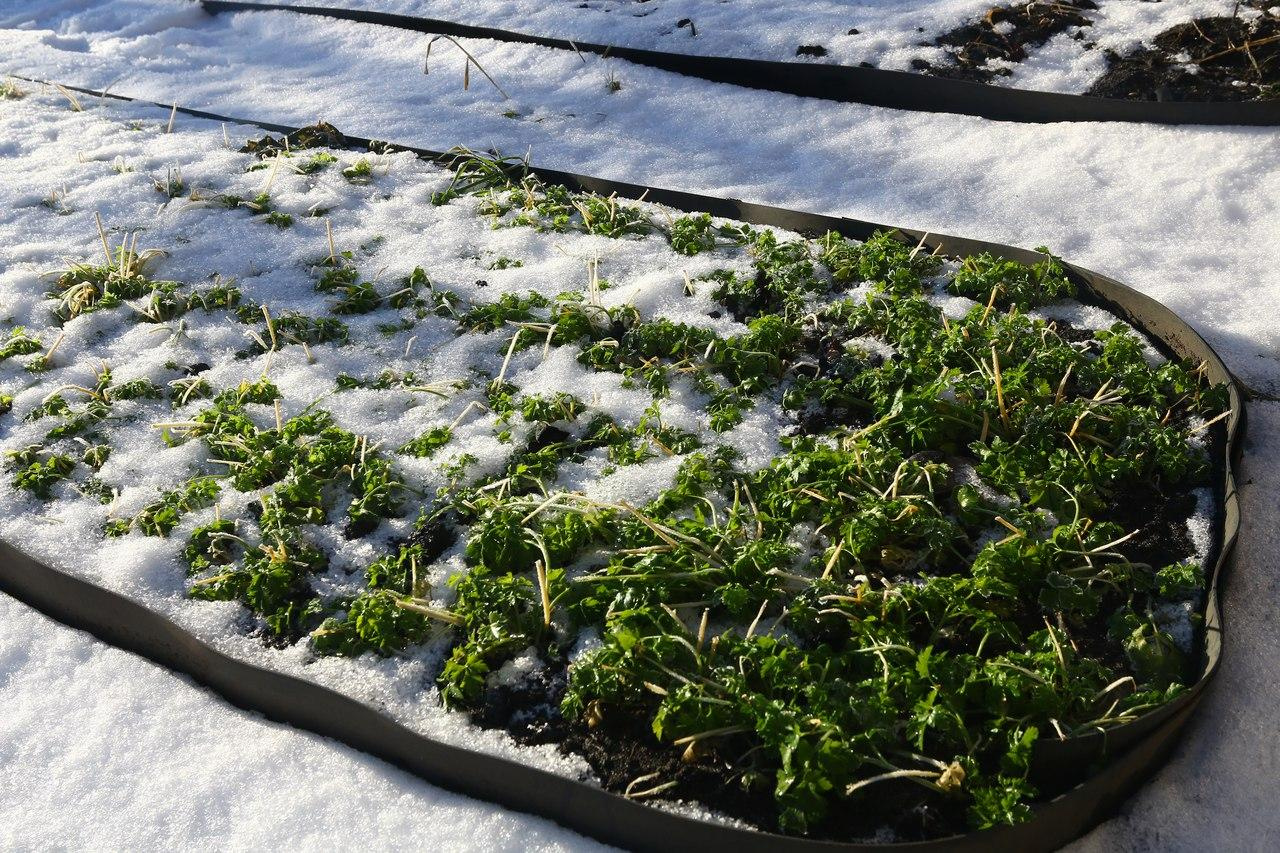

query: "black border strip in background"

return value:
[199, 0, 1280, 126]
[0, 80, 1247, 852]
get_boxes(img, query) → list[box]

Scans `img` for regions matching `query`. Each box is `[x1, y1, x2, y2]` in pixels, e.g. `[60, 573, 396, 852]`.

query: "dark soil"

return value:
[1096, 484, 1197, 574]
[1087, 2, 1280, 102]
[404, 508, 459, 559]
[471, 653, 572, 746]
[914, 1, 1098, 82]
[240, 121, 347, 157]
[558, 708, 970, 841]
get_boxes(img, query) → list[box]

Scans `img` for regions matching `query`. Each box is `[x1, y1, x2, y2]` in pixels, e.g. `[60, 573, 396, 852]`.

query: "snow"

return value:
[51, 0, 1245, 95]
[0, 0, 1278, 850]
[489, 646, 542, 688]
[0, 88, 827, 771]
[155, 0, 1245, 94]
[0, 593, 610, 853]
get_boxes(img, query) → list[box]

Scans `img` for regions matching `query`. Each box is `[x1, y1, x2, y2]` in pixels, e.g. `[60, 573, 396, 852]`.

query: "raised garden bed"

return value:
[0, 91, 1242, 849]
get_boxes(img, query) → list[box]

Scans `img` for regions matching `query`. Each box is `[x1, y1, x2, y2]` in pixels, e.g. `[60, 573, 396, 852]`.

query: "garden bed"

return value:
[193, 1, 1280, 126]
[0, 90, 1240, 847]
[215, 0, 1276, 101]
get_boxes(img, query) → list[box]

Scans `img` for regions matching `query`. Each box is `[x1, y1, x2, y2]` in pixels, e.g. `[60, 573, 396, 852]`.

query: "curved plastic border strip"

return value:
[0, 82, 1246, 852]
[199, 0, 1280, 126]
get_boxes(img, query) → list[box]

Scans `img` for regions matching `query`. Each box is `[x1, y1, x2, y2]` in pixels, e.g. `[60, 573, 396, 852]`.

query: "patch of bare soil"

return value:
[914, 1, 1098, 82]
[1087, 2, 1280, 102]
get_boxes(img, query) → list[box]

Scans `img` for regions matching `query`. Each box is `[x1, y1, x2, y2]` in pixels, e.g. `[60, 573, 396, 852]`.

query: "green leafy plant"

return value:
[342, 158, 374, 182]
[11, 453, 75, 498]
[400, 426, 453, 458]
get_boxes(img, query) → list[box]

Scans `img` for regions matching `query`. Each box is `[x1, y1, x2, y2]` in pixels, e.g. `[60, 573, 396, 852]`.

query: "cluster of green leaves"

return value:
[189, 532, 329, 639]
[439, 150, 754, 259]
[183, 518, 239, 575]
[4, 366, 193, 500]
[314, 258, 453, 320]
[106, 476, 220, 537]
[49, 244, 177, 323]
[580, 409, 701, 468]
[312, 257, 381, 314]
[0, 328, 41, 362]
[312, 588, 435, 656]
[342, 158, 373, 182]
[237, 310, 349, 356]
[7, 448, 75, 497]
[336, 370, 421, 392]
[186, 280, 242, 312]
[164, 380, 407, 638]
[668, 213, 719, 256]
[948, 249, 1074, 308]
[247, 150, 338, 175]
[298, 151, 337, 174]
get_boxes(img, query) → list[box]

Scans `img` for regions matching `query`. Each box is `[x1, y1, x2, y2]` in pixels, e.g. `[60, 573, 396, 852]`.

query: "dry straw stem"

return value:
[261, 304, 279, 351]
[53, 83, 82, 111]
[990, 346, 1011, 430]
[1190, 408, 1231, 434]
[423, 35, 511, 99]
[94, 212, 113, 265]
[535, 560, 553, 627]
[448, 399, 489, 430]
[1198, 32, 1280, 65]
[623, 772, 678, 800]
[394, 597, 464, 625]
[492, 332, 521, 388]
[326, 218, 337, 264]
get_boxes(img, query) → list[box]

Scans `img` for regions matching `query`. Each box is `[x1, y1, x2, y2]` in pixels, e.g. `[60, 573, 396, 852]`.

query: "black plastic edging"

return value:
[0, 80, 1247, 852]
[199, 0, 1280, 126]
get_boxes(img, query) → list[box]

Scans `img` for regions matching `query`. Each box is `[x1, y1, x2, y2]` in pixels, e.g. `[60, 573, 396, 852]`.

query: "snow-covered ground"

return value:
[11, 0, 1239, 94]
[212, 0, 1250, 93]
[0, 593, 612, 852]
[1, 0, 1279, 850]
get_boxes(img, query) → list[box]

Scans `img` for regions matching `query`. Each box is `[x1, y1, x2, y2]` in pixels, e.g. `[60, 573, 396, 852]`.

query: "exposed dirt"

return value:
[558, 708, 971, 841]
[404, 507, 461, 563]
[1087, 2, 1280, 102]
[914, 1, 1098, 82]
[471, 653, 572, 745]
[1098, 484, 1197, 574]
[240, 121, 346, 157]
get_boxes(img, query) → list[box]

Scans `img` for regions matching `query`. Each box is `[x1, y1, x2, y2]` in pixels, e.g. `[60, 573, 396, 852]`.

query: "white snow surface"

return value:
[0, 0, 1279, 850]
[108, 0, 1246, 94]
[0, 593, 610, 853]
